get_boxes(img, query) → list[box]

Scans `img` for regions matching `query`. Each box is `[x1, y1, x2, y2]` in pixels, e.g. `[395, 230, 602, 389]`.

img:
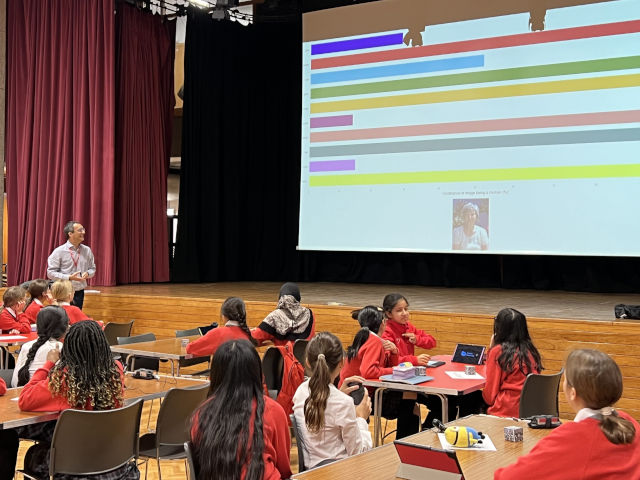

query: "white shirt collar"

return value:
[34, 299, 44, 306]
[59, 302, 71, 306]
[574, 407, 602, 422]
[225, 321, 240, 327]
[5, 307, 16, 317]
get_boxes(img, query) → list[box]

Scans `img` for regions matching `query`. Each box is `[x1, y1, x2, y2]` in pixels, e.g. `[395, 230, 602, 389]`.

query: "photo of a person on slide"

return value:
[453, 202, 489, 251]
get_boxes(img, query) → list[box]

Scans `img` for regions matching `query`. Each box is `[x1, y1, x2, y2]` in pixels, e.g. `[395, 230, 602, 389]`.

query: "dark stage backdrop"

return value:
[174, 9, 640, 293]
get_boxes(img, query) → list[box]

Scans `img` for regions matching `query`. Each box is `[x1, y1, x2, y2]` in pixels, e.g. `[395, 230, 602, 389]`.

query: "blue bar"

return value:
[310, 55, 485, 85]
[311, 33, 404, 55]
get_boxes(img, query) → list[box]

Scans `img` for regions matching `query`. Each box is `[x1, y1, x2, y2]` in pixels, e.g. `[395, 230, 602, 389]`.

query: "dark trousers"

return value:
[73, 289, 85, 310]
[0, 430, 19, 480]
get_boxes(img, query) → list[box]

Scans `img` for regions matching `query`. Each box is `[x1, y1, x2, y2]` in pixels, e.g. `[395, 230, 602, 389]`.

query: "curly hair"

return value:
[49, 321, 123, 410]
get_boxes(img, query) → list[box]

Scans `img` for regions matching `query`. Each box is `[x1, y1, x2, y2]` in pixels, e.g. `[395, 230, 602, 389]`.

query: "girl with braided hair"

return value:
[11, 306, 68, 387]
[293, 332, 372, 469]
[191, 339, 292, 480]
[186, 296, 257, 357]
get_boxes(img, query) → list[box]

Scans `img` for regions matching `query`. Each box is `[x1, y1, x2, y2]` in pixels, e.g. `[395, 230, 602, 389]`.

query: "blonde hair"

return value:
[51, 280, 74, 303]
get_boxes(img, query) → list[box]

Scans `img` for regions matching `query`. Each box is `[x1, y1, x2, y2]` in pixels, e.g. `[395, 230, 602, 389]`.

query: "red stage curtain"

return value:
[6, 0, 116, 286]
[114, 5, 174, 283]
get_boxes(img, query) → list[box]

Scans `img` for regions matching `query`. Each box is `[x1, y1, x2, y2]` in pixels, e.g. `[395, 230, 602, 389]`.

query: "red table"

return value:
[363, 355, 486, 445]
[0, 332, 38, 369]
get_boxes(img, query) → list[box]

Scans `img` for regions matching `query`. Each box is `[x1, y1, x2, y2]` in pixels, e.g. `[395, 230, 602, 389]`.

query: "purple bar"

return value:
[311, 32, 404, 55]
[310, 115, 353, 129]
[310, 159, 356, 173]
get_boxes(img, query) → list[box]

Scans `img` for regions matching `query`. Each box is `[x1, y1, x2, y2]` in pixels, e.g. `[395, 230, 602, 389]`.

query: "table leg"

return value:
[436, 394, 449, 423]
[373, 387, 385, 447]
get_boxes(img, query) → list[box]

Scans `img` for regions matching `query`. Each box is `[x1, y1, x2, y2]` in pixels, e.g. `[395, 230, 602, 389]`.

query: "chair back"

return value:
[175, 328, 209, 369]
[49, 400, 143, 476]
[155, 384, 210, 447]
[0, 368, 13, 385]
[184, 441, 198, 480]
[104, 320, 134, 346]
[293, 339, 309, 373]
[262, 347, 284, 399]
[117, 333, 159, 371]
[519, 368, 564, 418]
[290, 414, 307, 472]
[1, 347, 16, 369]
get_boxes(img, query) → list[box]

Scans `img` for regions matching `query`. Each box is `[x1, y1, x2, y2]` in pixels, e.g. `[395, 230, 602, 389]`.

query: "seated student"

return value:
[483, 308, 542, 418]
[12, 306, 68, 387]
[253, 282, 315, 347]
[293, 332, 372, 468]
[191, 339, 292, 480]
[50, 280, 91, 325]
[495, 349, 640, 479]
[10, 321, 136, 479]
[187, 297, 257, 357]
[23, 279, 53, 324]
[340, 305, 420, 440]
[0, 286, 31, 334]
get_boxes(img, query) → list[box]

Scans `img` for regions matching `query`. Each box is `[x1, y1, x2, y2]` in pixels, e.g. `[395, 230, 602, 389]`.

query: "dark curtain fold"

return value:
[6, 0, 116, 286]
[114, 4, 175, 283]
[174, 10, 640, 293]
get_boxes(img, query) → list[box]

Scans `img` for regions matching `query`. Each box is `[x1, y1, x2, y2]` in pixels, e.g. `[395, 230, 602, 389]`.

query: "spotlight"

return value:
[188, 0, 210, 8]
[210, 6, 229, 20]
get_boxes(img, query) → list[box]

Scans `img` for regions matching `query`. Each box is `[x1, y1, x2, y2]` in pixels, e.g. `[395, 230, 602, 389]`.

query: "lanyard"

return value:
[69, 247, 79, 270]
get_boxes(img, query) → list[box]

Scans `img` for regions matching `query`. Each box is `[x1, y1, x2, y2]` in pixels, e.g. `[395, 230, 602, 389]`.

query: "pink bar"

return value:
[310, 110, 640, 143]
[310, 115, 353, 128]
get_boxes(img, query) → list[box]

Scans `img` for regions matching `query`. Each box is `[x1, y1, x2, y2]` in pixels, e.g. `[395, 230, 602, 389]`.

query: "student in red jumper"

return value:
[0, 286, 31, 334]
[50, 280, 91, 325]
[7, 321, 137, 480]
[495, 349, 640, 479]
[483, 308, 542, 418]
[191, 339, 292, 480]
[380, 293, 435, 366]
[23, 279, 53, 324]
[340, 305, 420, 439]
[187, 297, 257, 357]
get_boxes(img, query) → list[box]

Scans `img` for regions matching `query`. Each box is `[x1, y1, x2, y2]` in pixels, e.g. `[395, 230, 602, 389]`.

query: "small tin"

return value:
[504, 426, 524, 442]
[181, 338, 189, 348]
[414, 366, 427, 376]
[465, 365, 476, 375]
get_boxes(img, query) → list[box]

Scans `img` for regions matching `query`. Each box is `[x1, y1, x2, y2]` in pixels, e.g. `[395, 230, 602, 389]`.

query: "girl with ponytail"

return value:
[12, 306, 69, 387]
[191, 339, 292, 480]
[186, 297, 257, 357]
[292, 332, 372, 469]
[495, 349, 640, 479]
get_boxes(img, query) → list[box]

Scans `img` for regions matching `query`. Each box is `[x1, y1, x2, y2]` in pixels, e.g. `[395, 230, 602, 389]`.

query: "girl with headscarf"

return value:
[253, 283, 315, 346]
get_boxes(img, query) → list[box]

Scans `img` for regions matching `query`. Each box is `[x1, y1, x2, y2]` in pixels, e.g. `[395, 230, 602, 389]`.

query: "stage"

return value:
[89, 282, 639, 322]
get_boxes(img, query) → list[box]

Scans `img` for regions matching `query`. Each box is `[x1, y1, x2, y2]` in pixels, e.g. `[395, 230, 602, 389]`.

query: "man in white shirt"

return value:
[47, 221, 96, 309]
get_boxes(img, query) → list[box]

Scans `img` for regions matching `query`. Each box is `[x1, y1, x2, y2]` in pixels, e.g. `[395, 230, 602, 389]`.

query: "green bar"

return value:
[310, 56, 640, 99]
[309, 164, 640, 186]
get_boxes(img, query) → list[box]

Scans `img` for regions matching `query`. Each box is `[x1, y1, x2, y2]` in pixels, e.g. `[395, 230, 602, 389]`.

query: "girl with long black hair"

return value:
[191, 339, 292, 480]
[12, 306, 68, 387]
[483, 307, 543, 417]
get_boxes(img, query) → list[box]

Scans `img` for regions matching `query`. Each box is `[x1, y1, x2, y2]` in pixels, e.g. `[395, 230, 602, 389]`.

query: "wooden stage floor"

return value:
[91, 282, 639, 322]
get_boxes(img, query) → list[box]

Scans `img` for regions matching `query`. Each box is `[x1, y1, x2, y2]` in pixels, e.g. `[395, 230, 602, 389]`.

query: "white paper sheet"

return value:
[437, 432, 497, 451]
[445, 371, 485, 380]
[0, 335, 28, 341]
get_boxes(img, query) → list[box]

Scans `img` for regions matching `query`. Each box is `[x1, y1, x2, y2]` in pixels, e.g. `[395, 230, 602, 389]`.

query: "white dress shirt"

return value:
[292, 380, 372, 468]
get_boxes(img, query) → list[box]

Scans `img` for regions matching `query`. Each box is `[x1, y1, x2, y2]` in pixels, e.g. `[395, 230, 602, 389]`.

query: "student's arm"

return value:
[408, 323, 436, 350]
[360, 340, 393, 379]
[18, 361, 67, 412]
[338, 395, 373, 455]
[482, 346, 503, 407]
[251, 327, 274, 347]
[0, 377, 6, 395]
[267, 399, 293, 479]
[186, 329, 222, 357]
[0, 311, 32, 334]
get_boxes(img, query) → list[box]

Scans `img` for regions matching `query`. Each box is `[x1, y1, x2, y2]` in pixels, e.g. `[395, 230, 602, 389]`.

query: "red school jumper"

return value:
[186, 325, 252, 357]
[494, 412, 640, 480]
[18, 360, 125, 412]
[339, 333, 397, 387]
[61, 304, 91, 325]
[482, 344, 540, 418]
[0, 309, 32, 334]
[0, 377, 6, 395]
[191, 395, 292, 480]
[23, 300, 44, 324]
[381, 320, 436, 365]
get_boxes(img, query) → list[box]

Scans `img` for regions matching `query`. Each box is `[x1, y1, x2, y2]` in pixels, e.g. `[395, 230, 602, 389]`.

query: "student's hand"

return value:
[47, 348, 61, 364]
[16, 300, 26, 313]
[416, 354, 431, 366]
[489, 334, 495, 349]
[402, 332, 417, 344]
[383, 340, 398, 354]
[44, 291, 55, 305]
[340, 376, 365, 395]
[69, 271, 83, 282]
[9, 329, 20, 335]
[355, 391, 371, 420]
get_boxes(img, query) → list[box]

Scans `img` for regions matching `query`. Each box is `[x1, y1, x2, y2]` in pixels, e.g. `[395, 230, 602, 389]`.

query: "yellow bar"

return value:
[309, 74, 640, 113]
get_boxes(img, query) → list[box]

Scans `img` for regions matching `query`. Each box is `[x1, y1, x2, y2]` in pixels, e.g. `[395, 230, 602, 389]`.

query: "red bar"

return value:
[311, 20, 640, 70]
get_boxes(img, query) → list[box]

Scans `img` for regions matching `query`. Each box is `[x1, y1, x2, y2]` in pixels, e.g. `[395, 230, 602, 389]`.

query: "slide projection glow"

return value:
[299, 0, 640, 256]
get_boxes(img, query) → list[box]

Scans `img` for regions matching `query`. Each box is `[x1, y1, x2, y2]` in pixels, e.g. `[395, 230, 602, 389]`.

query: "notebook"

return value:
[394, 440, 463, 480]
